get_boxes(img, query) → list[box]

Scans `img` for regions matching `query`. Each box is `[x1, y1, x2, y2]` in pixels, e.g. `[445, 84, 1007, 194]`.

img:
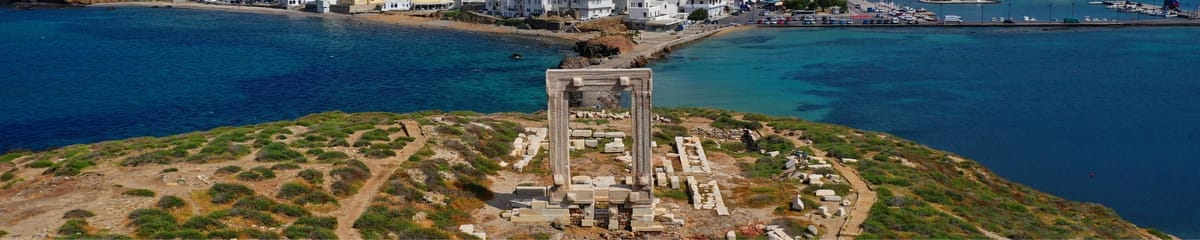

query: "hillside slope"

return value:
[0, 109, 1168, 239]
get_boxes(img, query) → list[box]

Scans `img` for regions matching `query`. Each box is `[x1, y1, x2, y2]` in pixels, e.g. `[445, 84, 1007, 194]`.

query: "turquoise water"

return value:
[873, 0, 1200, 22]
[652, 27, 1200, 237]
[0, 7, 571, 150]
[2, 7, 1198, 237]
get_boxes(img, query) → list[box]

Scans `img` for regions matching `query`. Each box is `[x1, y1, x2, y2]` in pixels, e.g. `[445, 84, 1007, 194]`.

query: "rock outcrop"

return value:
[558, 56, 590, 69]
[573, 35, 634, 58]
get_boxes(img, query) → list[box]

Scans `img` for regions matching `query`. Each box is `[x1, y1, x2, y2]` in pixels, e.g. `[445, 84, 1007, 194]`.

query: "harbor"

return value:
[742, 0, 1198, 27]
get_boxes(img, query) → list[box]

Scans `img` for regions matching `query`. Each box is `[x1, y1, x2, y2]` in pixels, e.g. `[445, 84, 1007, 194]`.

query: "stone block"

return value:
[837, 207, 846, 216]
[604, 141, 626, 153]
[841, 158, 859, 163]
[785, 158, 798, 170]
[585, 139, 599, 148]
[592, 132, 607, 138]
[572, 129, 593, 137]
[607, 132, 626, 138]
[514, 186, 549, 197]
[727, 231, 737, 240]
[656, 173, 668, 187]
[571, 139, 586, 150]
[814, 189, 836, 196]
[670, 176, 681, 189]
[458, 224, 475, 233]
[822, 195, 843, 202]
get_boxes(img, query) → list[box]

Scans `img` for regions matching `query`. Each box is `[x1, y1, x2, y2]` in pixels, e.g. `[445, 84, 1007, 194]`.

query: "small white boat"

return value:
[1088, 1, 1104, 4]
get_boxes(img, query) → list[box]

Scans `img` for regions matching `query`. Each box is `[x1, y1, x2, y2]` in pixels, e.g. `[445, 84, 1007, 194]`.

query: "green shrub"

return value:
[58, 219, 90, 236]
[655, 189, 688, 200]
[317, 151, 349, 161]
[758, 135, 795, 153]
[156, 195, 186, 209]
[257, 142, 304, 162]
[270, 204, 312, 218]
[277, 182, 311, 199]
[329, 138, 350, 147]
[123, 189, 156, 197]
[152, 229, 205, 239]
[210, 209, 279, 227]
[359, 146, 395, 159]
[294, 191, 339, 205]
[233, 195, 278, 211]
[241, 228, 281, 240]
[206, 229, 240, 239]
[160, 167, 178, 173]
[0, 171, 14, 181]
[0, 151, 29, 163]
[295, 216, 337, 229]
[237, 166, 276, 181]
[270, 162, 301, 170]
[284, 224, 337, 240]
[127, 208, 178, 237]
[27, 159, 53, 168]
[62, 209, 96, 219]
[360, 129, 391, 142]
[745, 157, 784, 178]
[207, 183, 255, 204]
[712, 116, 761, 130]
[214, 165, 242, 175]
[298, 169, 324, 184]
[331, 180, 359, 196]
[121, 150, 174, 166]
[181, 215, 226, 231]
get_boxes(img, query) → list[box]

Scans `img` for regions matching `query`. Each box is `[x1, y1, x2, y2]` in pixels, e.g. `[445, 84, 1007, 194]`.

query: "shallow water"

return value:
[652, 27, 1200, 237]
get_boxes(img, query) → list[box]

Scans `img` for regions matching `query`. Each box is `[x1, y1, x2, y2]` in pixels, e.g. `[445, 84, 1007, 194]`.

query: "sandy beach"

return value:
[91, 1, 595, 41]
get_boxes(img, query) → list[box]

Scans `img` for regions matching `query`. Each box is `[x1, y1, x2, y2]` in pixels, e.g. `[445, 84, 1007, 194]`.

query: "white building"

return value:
[487, 0, 613, 20]
[626, 0, 683, 30]
[382, 0, 412, 10]
[280, 0, 312, 8]
[681, 0, 727, 19]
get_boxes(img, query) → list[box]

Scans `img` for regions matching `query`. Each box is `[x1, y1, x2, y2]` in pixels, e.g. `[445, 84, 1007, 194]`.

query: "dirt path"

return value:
[827, 160, 877, 240]
[333, 120, 426, 239]
[762, 125, 877, 240]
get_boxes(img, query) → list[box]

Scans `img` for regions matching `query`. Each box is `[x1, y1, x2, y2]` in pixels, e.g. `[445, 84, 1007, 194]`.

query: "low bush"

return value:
[317, 151, 349, 161]
[62, 209, 96, 219]
[270, 204, 312, 218]
[205, 229, 240, 239]
[298, 169, 324, 184]
[284, 224, 337, 240]
[181, 215, 226, 231]
[277, 182, 311, 199]
[159, 168, 178, 173]
[655, 189, 688, 200]
[27, 159, 53, 168]
[359, 146, 396, 159]
[758, 135, 795, 153]
[294, 191, 339, 205]
[257, 142, 304, 162]
[745, 157, 784, 178]
[207, 183, 255, 204]
[294, 216, 337, 229]
[156, 195, 186, 209]
[0, 171, 14, 181]
[360, 129, 390, 142]
[270, 162, 301, 170]
[58, 219, 90, 236]
[152, 229, 205, 240]
[241, 228, 281, 239]
[123, 189, 156, 197]
[127, 208, 178, 237]
[237, 166, 276, 181]
[233, 195, 278, 211]
[214, 165, 242, 175]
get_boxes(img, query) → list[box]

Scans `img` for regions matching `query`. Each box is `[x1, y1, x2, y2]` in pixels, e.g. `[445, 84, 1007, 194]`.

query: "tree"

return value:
[784, 0, 810, 10]
[688, 8, 709, 21]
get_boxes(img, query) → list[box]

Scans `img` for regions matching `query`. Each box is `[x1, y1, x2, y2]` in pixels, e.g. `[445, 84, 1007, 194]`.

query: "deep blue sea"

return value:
[2, 7, 1198, 237]
[652, 27, 1200, 237]
[0, 7, 571, 150]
